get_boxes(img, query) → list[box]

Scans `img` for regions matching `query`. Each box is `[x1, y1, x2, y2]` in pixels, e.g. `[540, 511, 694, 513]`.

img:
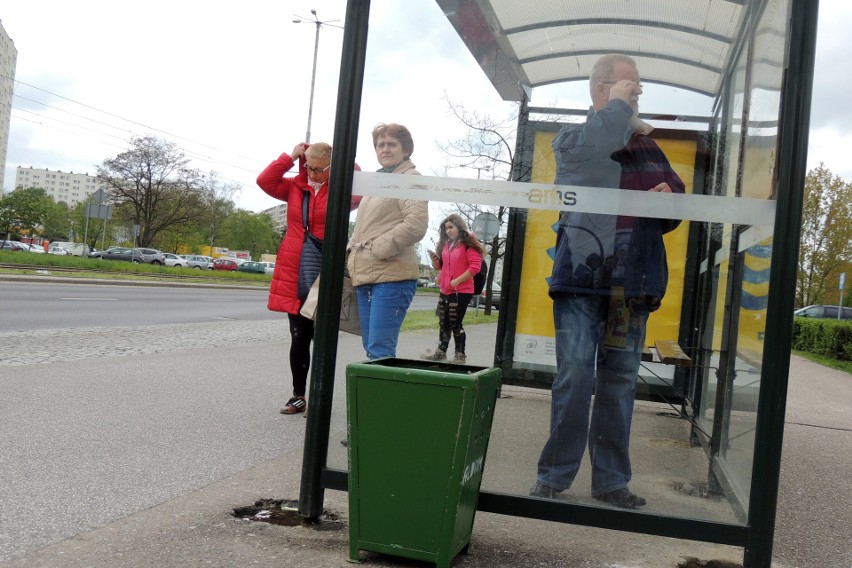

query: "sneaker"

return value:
[452, 352, 466, 364]
[280, 396, 306, 415]
[422, 348, 447, 361]
[594, 488, 646, 509]
[529, 482, 562, 499]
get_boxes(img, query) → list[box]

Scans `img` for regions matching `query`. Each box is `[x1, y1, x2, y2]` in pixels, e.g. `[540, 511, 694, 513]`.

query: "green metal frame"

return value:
[298, 1, 820, 566]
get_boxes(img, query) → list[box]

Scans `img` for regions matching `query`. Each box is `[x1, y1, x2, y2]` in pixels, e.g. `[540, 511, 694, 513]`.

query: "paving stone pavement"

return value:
[0, 320, 289, 367]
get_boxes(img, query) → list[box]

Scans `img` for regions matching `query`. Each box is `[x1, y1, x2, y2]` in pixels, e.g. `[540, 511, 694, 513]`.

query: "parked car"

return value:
[1, 240, 29, 252]
[470, 283, 501, 309]
[794, 305, 852, 320]
[24, 243, 45, 253]
[238, 261, 268, 274]
[212, 258, 239, 271]
[91, 246, 144, 263]
[133, 248, 166, 265]
[162, 253, 185, 268]
[47, 246, 72, 256]
[201, 256, 215, 269]
[259, 261, 275, 275]
[181, 255, 211, 269]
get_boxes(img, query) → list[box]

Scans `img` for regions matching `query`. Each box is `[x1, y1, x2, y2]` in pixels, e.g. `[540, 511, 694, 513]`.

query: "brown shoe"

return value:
[422, 348, 447, 361]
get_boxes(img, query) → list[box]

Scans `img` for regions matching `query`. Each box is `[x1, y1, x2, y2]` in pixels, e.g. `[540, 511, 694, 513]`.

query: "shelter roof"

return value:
[437, 0, 756, 100]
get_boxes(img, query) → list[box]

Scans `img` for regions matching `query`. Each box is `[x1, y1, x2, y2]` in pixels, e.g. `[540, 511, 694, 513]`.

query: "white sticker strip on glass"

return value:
[353, 171, 776, 227]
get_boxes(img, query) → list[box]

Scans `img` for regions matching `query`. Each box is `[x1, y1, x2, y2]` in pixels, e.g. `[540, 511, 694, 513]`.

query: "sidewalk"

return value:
[2, 277, 847, 567]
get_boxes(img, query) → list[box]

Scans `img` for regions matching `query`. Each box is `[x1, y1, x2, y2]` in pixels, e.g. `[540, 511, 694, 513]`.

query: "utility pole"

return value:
[293, 10, 342, 143]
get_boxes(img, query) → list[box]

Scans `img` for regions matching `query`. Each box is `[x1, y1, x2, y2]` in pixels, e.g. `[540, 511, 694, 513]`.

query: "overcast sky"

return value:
[2, 1, 850, 213]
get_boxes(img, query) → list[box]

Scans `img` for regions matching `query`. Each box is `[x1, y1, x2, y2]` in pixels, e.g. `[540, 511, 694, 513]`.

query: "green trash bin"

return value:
[346, 358, 501, 567]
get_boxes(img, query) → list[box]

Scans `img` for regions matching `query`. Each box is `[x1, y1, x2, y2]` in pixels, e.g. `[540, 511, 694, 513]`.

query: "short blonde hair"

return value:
[305, 142, 332, 162]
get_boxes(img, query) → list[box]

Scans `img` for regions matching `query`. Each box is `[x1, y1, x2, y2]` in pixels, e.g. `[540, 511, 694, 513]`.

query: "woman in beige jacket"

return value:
[347, 123, 429, 358]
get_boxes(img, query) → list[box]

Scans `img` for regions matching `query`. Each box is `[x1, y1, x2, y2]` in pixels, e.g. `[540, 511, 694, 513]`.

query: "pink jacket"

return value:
[437, 241, 482, 295]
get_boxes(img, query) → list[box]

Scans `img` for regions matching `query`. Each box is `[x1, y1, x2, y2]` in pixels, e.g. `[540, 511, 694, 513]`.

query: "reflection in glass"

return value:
[323, 0, 793, 533]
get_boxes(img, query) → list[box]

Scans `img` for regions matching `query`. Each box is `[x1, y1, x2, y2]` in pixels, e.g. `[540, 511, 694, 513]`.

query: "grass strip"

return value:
[792, 350, 852, 375]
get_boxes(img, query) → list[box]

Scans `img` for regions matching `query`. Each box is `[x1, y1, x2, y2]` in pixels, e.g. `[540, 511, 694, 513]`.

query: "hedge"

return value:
[791, 317, 852, 361]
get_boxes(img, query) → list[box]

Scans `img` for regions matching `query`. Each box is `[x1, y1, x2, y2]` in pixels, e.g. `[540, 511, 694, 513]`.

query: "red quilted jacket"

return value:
[257, 151, 360, 315]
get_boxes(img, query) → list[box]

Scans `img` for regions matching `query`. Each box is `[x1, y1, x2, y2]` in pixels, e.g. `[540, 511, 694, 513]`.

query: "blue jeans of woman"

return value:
[536, 293, 648, 497]
[356, 280, 416, 359]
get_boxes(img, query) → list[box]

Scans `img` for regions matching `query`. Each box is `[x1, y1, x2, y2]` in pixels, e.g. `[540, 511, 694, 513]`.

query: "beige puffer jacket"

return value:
[347, 161, 429, 286]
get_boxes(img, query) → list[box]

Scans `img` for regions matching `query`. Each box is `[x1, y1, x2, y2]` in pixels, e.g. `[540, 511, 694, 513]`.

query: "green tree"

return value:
[42, 200, 73, 241]
[220, 210, 279, 260]
[97, 135, 207, 247]
[68, 198, 110, 250]
[0, 187, 53, 240]
[797, 164, 852, 307]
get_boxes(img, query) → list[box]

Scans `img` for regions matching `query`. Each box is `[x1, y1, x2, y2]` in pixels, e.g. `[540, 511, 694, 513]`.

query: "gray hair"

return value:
[589, 54, 637, 97]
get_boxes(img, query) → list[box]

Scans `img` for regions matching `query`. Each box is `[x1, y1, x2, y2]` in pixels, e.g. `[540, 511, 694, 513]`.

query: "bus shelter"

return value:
[297, 1, 818, 566]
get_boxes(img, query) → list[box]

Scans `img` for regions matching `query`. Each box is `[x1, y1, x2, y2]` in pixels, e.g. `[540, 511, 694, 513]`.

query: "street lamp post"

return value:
[456, 164, 492, 179]
[293, 10, 341, 143]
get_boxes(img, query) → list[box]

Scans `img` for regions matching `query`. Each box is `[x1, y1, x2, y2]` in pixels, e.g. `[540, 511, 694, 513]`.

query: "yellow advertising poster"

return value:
[513, 128, 699, 369]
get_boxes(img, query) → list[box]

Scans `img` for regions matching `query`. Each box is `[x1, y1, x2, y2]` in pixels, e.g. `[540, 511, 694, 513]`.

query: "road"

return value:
[0, 279, 442, 333]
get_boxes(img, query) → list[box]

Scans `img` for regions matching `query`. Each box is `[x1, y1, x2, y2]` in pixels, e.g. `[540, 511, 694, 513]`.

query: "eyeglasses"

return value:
[307, 165, 331, 175]
[601, 81, 644, 88]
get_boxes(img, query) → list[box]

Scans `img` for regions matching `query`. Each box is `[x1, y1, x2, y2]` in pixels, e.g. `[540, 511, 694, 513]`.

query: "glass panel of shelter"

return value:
[323, 0, 788, 528]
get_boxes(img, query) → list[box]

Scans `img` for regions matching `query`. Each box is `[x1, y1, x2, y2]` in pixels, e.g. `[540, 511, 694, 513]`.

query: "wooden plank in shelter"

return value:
[654, 340, 692, 366]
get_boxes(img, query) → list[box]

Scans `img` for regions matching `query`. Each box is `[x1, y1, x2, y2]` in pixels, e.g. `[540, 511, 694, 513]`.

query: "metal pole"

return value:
[743, 0, 819, 565]
[306, 20, 321, 143]
[299, 0, 371, 521]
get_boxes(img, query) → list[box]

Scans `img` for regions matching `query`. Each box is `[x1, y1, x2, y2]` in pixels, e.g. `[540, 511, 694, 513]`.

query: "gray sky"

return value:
[2, 0, 849, 212]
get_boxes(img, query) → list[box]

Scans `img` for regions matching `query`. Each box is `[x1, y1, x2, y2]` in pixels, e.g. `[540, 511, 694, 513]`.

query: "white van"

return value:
[49, 242, 91, 257]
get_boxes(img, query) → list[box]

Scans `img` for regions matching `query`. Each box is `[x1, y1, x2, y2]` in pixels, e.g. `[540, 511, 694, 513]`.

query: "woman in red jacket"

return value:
[256, 142, 356, 415]
[423, 214, 484, 364]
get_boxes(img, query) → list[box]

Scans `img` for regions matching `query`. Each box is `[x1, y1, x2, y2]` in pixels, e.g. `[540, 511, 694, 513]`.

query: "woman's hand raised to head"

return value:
[291, 144, 307, 160]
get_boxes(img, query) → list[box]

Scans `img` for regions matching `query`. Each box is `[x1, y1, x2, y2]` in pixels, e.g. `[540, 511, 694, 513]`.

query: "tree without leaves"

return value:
[202, 171, 240, 256]
[797, 163, 852, 307]
[436, 93, 520, 314]
[97, 136, 207, 248]
[436, 92, 516, 175]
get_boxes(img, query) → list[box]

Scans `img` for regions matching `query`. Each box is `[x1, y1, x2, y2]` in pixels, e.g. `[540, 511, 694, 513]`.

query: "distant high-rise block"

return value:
[0, 19, 18, 194]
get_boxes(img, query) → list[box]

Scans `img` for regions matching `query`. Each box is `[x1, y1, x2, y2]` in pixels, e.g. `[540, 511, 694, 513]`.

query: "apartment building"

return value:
[0, 19, 17, 194]
[261, 202, 287, 234]
[15, 166, 108, 207]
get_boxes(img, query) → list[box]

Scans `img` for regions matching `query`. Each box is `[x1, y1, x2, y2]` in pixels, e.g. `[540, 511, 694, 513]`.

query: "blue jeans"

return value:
[536, 293, 648, 496]
[356, 280, 416, 359]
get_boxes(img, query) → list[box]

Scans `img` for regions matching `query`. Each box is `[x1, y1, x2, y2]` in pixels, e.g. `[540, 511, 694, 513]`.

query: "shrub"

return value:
[792, 317, 852, 361]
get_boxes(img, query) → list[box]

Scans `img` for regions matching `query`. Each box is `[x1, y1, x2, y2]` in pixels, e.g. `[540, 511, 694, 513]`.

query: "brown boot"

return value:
[422, 348, 447, 361]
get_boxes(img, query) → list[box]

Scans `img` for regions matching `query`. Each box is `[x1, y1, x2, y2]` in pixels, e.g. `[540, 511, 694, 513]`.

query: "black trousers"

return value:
[287, 312, 315, 397]
[436, 293, 473, 354]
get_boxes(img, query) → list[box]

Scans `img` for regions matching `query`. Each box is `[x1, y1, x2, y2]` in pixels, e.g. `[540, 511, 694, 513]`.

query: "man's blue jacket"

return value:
[548, 100, 685, 303]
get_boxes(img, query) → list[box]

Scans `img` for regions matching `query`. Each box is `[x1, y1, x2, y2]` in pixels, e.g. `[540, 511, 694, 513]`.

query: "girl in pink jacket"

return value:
[423, 214, 484, 364]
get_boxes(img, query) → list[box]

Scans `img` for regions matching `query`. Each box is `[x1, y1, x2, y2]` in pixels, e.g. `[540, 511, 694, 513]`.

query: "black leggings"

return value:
[436, 293, 473, 354]
[287, 312, 315, 397]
